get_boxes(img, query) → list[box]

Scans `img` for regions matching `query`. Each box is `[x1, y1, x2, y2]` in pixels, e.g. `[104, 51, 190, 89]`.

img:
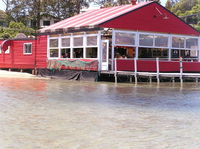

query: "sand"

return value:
[0, 70, 46, 79]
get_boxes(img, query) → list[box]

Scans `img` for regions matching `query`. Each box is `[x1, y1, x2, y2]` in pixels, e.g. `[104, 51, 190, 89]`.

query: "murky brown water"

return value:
[0, 78, 200, 149]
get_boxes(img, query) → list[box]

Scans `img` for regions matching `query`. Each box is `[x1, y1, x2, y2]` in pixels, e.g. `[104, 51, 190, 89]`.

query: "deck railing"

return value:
[115, 58, 200, 73]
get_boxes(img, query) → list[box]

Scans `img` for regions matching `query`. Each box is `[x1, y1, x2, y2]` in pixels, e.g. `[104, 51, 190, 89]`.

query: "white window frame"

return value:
[47, 32, 100, 60]
[48, 37, 59, 59]
[23, 43, 32, 55]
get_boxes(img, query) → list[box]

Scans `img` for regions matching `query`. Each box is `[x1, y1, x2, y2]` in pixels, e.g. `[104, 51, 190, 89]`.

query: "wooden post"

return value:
[114, 58, 117, 83]
[134, 58, 137, 84]
[32, 69, 35, 75]
[156, 57, 160, 83]
[149, 76, 152, 84]
[172, 77, 175, 83]
[180, 57, 183, 83]
[130, 76, 132, 83]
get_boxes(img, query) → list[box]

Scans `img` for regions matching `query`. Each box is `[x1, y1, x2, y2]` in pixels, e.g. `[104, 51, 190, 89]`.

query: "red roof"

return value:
[40, 2, 152, 32]
[40, 1, 199, 36]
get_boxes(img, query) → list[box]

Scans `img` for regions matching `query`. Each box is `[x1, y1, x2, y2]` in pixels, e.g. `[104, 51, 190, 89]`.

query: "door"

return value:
[101, 40, 109, 71]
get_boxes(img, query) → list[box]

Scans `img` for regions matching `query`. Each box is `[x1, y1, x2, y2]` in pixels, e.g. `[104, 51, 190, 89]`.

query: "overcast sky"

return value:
[0, 0, 167, 11]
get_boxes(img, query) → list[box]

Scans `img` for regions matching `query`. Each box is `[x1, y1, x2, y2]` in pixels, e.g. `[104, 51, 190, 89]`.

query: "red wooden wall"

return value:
[116, 59, 200, 72]
[0, 35, 47, 69]
[100, 3, 199, 36]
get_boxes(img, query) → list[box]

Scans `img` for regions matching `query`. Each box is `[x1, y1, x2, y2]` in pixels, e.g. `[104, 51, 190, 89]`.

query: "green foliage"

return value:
[6, 0, 90, 29]
[167, 0, 200, 31]
[0, 21, 35, 39]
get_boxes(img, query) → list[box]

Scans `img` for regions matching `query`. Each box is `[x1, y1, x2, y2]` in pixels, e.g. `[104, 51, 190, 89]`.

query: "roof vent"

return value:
[131, 0, 137, 5]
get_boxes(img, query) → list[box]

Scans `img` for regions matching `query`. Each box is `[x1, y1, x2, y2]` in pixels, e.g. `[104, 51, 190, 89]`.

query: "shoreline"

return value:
[0, 70, 48, 79]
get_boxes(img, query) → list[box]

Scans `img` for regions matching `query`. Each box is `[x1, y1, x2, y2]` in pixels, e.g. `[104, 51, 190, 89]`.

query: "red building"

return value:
[0, 1, 200, 73]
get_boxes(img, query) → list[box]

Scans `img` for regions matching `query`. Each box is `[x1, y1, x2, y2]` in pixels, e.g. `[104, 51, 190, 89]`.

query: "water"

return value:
[0, 78, 200, 149]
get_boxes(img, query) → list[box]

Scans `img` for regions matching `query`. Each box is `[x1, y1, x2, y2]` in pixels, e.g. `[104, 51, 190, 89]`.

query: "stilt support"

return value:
[149, 76, 152, 84]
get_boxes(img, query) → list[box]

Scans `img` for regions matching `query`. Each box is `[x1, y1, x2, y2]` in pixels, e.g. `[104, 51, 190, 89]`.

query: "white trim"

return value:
[23, 43, 32, 55]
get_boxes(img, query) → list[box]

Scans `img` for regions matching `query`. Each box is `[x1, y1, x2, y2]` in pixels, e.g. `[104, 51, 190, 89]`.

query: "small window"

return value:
[115, 32, 135, 46]
[86, 47, 97, 58]
[61, 48, 70, 58]
[73, 37, 83, 47]
[62, 38, 70, 47]
[155, 35, 169, 47]
[49, 39, 58, 48]
[43, 21, 50, 26]
[172, 37, 185, 49]
[50, 49, 59, 58]
[24, 43, 32, 54]
[139, 34, 154, 47]
[73, 48, 83, 58]
[186, 38, 198, 50]
[87, 36, 97, 46]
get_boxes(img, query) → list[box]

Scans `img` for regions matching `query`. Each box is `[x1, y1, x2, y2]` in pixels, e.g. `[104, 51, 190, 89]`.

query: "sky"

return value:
[0, 0, 168, 11]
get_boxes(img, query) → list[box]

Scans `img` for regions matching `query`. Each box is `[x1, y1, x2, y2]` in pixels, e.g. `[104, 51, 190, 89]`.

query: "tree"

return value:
[170, 0, 200, 31]
[165, 0, 173, 10]
[6, 0, 90, 29]
[0, 21, 34, 39]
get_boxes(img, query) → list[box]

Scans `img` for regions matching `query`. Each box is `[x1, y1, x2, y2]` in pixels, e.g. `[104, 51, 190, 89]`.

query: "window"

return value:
[186, 38, 198, 50]
[61, 48, 70, 58]
[139, 34, 154, 47]
[155, 35, 168, 47]
[73, 37, 83, 47]
[24, 43, 32, 54]
[62, 38, 70, 47]
[50, 49, 59, 58]
[73, 48, 83, 58]
[139, 48, 168, 58]
[43, 20, 50, 26]
[172, 37, 185, 49]
[86, 47, 97, 58]
[49, 39, 59, 58]
[115, 32, 135, 46]
[49, 39, 58, 48]
[87, 36, 97, 46]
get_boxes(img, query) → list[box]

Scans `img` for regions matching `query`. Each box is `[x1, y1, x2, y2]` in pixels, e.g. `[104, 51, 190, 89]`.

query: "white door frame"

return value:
[101, 40, 109, 71]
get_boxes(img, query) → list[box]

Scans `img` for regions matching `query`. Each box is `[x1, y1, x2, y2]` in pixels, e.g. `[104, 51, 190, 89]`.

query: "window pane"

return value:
[62, 38, 70, 47]
[172, 37, 185, 48]
[86, 47, 97, 58]
[171, 49, 179, 58]
[87, 36, 97, 46]
[115, 32, 135, 45]
[139, 34, 154, 46]
[24, 44, 32, 54]
[49, 39, 58, 47]
[50, 49, 59, 57]
[186, 38, 198, 50]
[74, 37, 83, 47]
[155, 35, 168, 47]
[73, 48, 83, 58]
[61, 48, 70, 58]
[138, 48, 168, 58]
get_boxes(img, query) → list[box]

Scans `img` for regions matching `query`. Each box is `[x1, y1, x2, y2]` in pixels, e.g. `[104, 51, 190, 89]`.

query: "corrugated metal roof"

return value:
[40, 2, 152, 33]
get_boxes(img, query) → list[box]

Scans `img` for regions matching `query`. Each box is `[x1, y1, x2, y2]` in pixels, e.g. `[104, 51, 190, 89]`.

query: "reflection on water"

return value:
[0, 78, 200, 149]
